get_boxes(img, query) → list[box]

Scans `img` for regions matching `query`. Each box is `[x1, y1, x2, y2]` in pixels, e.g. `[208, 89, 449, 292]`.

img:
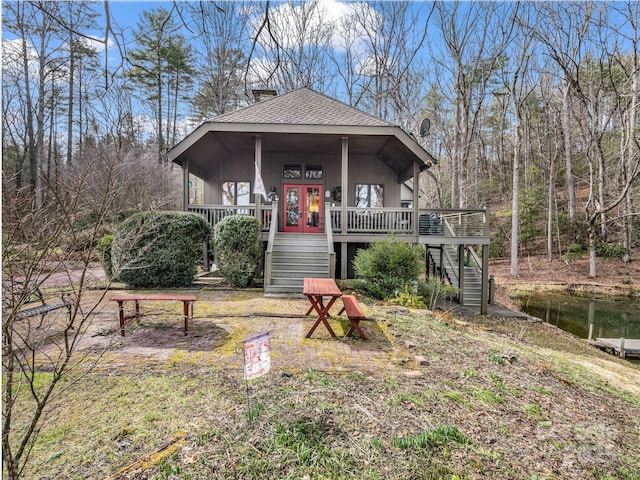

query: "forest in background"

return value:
[2, 1, 640, 278]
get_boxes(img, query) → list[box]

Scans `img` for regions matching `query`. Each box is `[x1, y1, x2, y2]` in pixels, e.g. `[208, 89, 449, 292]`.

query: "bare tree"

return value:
[432, 2, 518, 208]
[341, 1, 432, 127]
[611, 1, 640, 263]
[1, 152, 129, 479]
[505, 4, 536, 276]
[532, 3, 640, 276]
[181, 1, 252, 118]
[529, 2, 595, 226]
[249, 0, 334, 92]
[2, 2, 57, 204]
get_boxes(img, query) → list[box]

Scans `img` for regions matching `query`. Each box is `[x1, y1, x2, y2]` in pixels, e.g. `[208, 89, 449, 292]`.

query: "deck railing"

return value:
[187, 204, 489, 238]
[433, 210, 489, 237]
[328, 207, 414, 234]
[187, 204, 272, 231]
[328, 206, 489, 237]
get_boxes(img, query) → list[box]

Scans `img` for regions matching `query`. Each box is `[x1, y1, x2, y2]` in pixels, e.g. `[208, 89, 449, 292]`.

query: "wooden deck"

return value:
[187, 203, 490, 243]
[591, 338, 640, 358]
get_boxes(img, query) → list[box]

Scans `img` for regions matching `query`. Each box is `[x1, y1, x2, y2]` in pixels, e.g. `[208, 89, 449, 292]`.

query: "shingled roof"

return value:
[210, 87, 394, 127]
[168, 87, 436, 177]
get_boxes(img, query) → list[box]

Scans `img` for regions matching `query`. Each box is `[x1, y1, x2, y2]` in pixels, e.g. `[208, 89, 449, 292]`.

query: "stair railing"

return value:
[440, 244, 458, 286]
[263, 199, 279, 288]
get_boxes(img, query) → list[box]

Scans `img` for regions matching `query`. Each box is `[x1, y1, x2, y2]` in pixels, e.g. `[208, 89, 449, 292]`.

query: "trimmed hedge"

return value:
[111, 211, 210, 288]
[214, 215, 262, 287]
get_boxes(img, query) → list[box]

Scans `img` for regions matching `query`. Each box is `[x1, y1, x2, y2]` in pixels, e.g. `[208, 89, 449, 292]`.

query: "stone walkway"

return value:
[41, 267, 524, 377]
[78, 289, 404, 376]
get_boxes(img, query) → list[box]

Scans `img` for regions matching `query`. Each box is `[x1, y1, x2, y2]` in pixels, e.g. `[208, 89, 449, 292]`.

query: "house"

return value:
[168, 88, 491, 312]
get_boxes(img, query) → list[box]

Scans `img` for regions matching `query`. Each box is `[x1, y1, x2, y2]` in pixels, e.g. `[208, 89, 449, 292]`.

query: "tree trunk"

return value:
[510, 104, 521, 277]
[546, 152, 555, 262]
[562, 79, 576, 224]
[35, 23, 48, 208]
[588, 220, 597, 277]
[595, 135, 607, 242]
[19, 11, 37, 196]
[67, 29, 75, 167]
[157, 72, 164, 164]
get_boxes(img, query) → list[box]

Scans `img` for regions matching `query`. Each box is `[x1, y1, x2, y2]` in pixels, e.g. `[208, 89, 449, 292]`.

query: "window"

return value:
[283, 164, 302, 179]
[305, 164, 323, 179]
[355, 184, 384, 208]
[283, 163, 323, 179]
[222, 181, 250, 205]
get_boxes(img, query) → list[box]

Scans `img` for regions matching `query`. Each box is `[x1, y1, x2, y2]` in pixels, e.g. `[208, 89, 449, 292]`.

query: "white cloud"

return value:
[1, 38, 38, 77]
[82, 33, 117, 54]
[252, 0, 377, 55]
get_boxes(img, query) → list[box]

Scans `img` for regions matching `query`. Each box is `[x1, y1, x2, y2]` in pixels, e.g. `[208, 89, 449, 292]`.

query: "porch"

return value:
[187, 202, 490, 241]
[187, 202, 492, 313]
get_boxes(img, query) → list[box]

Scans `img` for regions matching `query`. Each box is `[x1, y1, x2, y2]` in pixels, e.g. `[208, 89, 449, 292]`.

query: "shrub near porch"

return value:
[109, 211, 210, 288]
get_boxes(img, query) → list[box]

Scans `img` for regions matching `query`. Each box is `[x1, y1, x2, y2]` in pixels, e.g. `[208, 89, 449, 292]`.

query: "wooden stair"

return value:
[265, 233, 331, 294]
[427, 246, 483, 306]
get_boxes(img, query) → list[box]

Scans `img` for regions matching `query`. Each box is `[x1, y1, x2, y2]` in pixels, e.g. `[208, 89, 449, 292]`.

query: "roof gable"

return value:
[211, 87, 393, 127]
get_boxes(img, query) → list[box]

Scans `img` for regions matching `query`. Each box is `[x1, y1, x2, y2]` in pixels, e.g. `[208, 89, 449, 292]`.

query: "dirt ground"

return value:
[489, 253, 640, 308]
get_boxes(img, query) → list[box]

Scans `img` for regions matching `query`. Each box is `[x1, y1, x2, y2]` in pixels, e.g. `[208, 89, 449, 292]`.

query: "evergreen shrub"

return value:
[214, 215, 262, 287]
[596, 242, 625, 259]
[111, 211, 210, 288]
[561, 243, 585, 263]
[352, 236, 423, 300]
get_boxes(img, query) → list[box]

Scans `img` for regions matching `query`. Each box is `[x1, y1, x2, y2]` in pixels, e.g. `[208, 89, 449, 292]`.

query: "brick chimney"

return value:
[252, 89, 278, 103]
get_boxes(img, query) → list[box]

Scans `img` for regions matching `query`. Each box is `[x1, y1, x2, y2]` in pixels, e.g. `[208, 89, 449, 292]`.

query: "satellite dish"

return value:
[420, 118, 431, 137]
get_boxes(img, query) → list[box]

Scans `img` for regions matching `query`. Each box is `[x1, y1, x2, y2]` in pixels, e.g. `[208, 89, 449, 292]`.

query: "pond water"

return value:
[517, 292, 640, 342]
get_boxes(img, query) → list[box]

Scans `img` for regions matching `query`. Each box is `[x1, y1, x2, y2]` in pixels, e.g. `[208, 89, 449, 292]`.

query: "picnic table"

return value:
[110, 293, 196, 337]
[303, 277, 342, 338]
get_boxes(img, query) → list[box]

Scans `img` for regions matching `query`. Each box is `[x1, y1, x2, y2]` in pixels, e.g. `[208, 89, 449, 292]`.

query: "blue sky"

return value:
[108, 0, 163, 26]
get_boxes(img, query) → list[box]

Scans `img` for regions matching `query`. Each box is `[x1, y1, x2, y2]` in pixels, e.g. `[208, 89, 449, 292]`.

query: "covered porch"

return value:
[188, 202, 492, 313]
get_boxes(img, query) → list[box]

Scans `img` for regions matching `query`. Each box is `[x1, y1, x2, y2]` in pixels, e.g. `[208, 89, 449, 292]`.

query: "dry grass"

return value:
[8, 286, 640, 480]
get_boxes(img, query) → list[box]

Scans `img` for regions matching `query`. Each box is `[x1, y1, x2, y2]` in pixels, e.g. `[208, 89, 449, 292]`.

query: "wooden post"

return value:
[182, 158, 189, 211]
[620, 337, 626, 358]
[341, 137, 348, 280]
[458, 245, 465, 305]
[413, 162, 419, 235]
[255, 135, 262, 220]
[481, 203, 490, 314]
[481, 244, 489, 314]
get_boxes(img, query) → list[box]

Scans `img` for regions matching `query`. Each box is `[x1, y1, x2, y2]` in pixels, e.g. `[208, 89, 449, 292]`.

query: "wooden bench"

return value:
[6, 283, 72, 327]
[110, 294, 196, 337]
[338, 295, 367, 339]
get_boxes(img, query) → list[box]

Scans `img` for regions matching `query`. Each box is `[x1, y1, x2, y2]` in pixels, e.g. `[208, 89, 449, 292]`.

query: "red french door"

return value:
[283, 184, 323, 233]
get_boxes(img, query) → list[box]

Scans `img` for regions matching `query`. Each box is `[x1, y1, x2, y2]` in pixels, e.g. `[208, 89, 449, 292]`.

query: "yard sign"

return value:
[243, 332, 270, 380]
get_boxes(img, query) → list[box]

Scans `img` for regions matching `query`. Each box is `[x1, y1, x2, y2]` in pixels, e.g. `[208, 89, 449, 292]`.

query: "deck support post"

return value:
[340, 137, 349, 280]
[341, 137, 348, 235]
[341, 242, 348, 279]
[480, 203, 491, 313]
[182, 158, 189, 211]
[481, 244, 489, 314]
[458, 245, 465, 305]
[413, 162, 419, 235]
